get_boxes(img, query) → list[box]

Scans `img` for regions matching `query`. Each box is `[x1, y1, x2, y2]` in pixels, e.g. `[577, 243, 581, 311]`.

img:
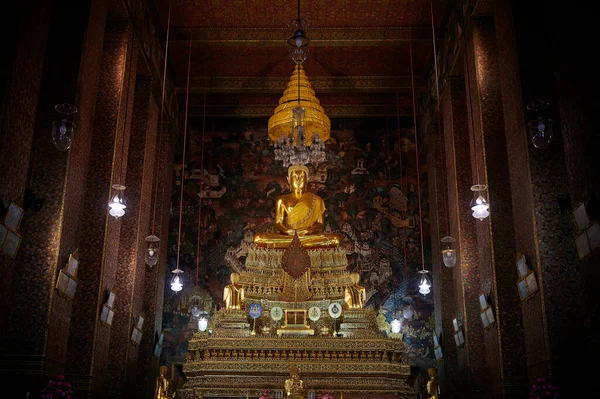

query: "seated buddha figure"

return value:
[344, 272, 367, 309]
[254, 164, 342, 249]
[284, 365, 304, 399]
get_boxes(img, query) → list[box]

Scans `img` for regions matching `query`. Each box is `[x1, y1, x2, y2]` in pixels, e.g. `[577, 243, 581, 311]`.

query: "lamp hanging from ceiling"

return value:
[269, 0, 328, 167]
[146, 0, 173, 266]
[52, 103, 78, 151]
[171, 30, 193, 293]
[463, 22, 490, 221]
[526, 100, 553, 149]
[428, 0, 457, 267]
[194, 93, 210, 332]
[288, 0, 310, 48]
[409, 27, 431, 296]
[108, 0, 141, 219]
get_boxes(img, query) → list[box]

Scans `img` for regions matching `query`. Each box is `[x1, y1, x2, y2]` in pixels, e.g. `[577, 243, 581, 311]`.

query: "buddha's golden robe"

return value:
[254, 192, 341, 249]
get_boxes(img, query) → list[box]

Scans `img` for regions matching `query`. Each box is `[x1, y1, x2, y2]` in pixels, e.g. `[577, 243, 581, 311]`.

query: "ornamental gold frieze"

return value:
[184, 360, 409, 375]
[187, 336, 405, 352]
[184, 376, 410, 390]
[186, 346, 406, 364]
[180, 389, 415, 399]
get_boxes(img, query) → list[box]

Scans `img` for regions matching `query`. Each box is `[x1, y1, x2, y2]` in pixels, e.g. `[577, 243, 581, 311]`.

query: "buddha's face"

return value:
[230, 272, 240, 284]
[289, 170, 307, 192]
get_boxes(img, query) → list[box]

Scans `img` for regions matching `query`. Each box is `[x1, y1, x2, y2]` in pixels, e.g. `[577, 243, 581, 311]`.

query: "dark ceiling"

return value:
[150, 0, 450, 121]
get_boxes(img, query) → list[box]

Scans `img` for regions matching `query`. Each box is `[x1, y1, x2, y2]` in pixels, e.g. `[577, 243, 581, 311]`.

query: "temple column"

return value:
[136, 123, 175, 398]
[0, 0, 107, 394]
[107, 76, 159, 398]
[441, 76, 487, 399]
[465, 16, 527, 397]
[425, 119, 459, 396]
[66, 20, 137, 397]
[0, 1, 52, 370]
[493, 0, 584, 395]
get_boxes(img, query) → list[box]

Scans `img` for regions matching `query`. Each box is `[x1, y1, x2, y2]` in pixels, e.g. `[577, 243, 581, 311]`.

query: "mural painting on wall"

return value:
[162, 117, 433, 363]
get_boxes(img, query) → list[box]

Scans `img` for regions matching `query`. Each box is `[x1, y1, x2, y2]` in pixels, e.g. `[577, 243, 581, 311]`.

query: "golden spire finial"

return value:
[268, 64, 330, 146]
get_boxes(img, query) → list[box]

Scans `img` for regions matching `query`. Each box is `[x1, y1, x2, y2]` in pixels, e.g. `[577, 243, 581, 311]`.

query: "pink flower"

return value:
[58, 375, 65, 380]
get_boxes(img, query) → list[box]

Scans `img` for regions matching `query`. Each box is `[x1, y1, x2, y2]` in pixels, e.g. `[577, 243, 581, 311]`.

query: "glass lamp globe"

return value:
[441, 236, 457, 268]
[197, 310, 210, 332]
[403, 306, 413, 320]
[108, 184, 127, 218]
[170, 269, 183, 292]
[189, 294, 202, 317]
[470, 185, 489, 220]
[145, 235, 160, 267]
[391, 318, 402, 334]
[526, 100, 553, 149]
[418, 270, 431, 296]
[52, 103, 77, 151]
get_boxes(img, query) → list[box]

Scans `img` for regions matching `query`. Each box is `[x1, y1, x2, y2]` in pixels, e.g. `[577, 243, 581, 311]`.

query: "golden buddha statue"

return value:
[223, 272, 244, 310]
[284, 365, 304, 399]
[154, 365, 174, 399]
[254, 165, 342, 249]
[426, 367, 440, 399]
[344, 272, 366, 309]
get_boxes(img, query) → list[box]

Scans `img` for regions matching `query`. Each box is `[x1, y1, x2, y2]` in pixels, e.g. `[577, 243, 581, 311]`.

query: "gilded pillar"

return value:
[66, 20, 137, 396]
[426, 119, 459, 395]
[136, 122, 175, 398]
[442, 76, 487, 398]
[465, 17, 527, 397]
[107, 76, 158, 398]
[0, 0, 107, 392]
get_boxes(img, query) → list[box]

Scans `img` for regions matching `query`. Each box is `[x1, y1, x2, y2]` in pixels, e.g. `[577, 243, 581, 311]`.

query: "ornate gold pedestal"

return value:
[214, 309, 250, 331]
[179, 308, 414, 399]
[179, 243, 414, 399]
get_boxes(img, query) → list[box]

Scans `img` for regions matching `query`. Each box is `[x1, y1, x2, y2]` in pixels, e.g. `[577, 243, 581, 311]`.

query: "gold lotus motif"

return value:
[268, 64, 330, 146]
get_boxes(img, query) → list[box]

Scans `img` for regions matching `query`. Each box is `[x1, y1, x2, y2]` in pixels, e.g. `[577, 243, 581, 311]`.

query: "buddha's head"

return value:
[159, 365, 168, 377]
[428, 367, 437, 378]
[288, 164, 309, 192]
[350, 272, 361, 284]
[230, 272, 240, 284]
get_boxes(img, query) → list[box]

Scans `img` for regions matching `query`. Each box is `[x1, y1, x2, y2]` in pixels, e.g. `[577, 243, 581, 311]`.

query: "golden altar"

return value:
[179, 164, 414, 398]
[178, 245, 415, 398]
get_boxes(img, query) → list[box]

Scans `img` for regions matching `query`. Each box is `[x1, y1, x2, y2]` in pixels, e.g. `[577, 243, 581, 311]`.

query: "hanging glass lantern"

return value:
[108, 184, 127, 218]
[170, 268, 183, 292]
[52, 103, 78, 151]
[418, 270, 431, 296]
[197, 310, 210, 332]
[390, 318, 402, 334]
[403, 305, 414, 320]
[526, 100, 553, 149]
[470, 184, 489, 221]
[189, 294, 202, 318]
[441, 236, 457, 268]
[145, 235, 160, 267]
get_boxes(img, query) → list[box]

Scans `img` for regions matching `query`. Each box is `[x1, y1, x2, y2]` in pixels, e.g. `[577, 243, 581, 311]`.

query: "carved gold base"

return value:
[214, 309, 250, 331]
[339, 309, 378, 338]
[180, 333, 415, 399]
